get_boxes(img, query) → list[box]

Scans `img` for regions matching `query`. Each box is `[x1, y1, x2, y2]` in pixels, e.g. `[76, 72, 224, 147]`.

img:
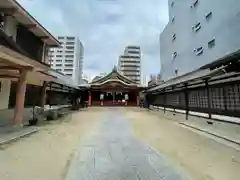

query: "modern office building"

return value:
[160, 0, 240, 80]
[118, 46, 141, 84]
[49, 36, 83, 85]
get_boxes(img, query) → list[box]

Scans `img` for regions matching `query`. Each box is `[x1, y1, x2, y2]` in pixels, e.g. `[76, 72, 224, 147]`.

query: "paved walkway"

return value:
[65, 109, 189, 180]
[0, 126, 39, 146]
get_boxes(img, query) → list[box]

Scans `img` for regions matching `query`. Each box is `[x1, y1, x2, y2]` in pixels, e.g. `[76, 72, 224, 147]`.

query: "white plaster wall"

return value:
[0, 80, 11, 110]
[3, 16, 18, 41]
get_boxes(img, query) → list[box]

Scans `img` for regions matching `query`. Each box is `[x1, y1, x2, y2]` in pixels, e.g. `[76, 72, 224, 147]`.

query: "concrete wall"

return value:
[74, 38, 83, 85]
[50, 36, 83, 85]
[161, 0, 240, 80]
[0, 80, 11, 110]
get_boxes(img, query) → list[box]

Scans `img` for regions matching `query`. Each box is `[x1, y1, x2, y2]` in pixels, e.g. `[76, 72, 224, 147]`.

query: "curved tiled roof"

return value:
[91, 66, 136, 85]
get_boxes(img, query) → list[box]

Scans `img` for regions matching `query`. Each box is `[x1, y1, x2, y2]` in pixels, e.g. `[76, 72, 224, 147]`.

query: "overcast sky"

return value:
[18, 0, 169, 78]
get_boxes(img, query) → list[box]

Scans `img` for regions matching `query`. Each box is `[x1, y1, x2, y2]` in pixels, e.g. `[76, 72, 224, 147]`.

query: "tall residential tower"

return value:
[118, 46, 141, 84]
[160, 0, 240, 80]
[49, 36, 83, 85]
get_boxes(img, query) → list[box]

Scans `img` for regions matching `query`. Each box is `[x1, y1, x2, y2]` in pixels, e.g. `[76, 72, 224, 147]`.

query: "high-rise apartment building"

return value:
[160, 0, 240, 80]
[49, 36, 83, 85]
[118, 46, 141, 84]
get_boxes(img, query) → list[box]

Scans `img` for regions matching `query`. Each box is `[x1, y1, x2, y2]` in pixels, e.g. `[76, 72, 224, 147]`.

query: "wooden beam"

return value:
[0, 66, 19, 70]
[24, 24, 37, 29]
[40, 36, 49, 40]
[0, 8, 18, 15]
[0, 65, 33, 70]
[0, 74, 18, 78]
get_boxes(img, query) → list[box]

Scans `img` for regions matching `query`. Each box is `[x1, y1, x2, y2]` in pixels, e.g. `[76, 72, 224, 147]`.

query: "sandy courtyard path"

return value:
[126, 108, 240, 180]
[0, 108, 103, 180]
[1, 107, 239, 180]
[65, 107, 189, 180]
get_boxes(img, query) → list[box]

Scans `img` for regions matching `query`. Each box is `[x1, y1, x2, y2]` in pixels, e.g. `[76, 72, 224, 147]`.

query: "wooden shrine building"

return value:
[87, 67, 146, 106]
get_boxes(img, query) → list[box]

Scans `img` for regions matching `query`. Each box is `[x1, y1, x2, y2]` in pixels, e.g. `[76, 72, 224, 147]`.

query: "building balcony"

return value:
[0, 0, 61, 64]
[121, 68, 140, 71]
[127, 51, 140, 55]
[121, 61, 140, 65]
[126, 46, 140, 50]
[124, 72, 140, 76]
[121, 64, 140, 68]
[120, 55, 140, 59]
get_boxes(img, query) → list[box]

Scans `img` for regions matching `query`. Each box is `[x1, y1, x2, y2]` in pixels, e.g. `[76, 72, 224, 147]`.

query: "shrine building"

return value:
[84, 67, 146, 106]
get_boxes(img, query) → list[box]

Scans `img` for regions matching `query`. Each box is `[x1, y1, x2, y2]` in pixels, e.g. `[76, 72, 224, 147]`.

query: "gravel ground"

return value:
[0, 108, 102, 180]
[126, 108, 240, 180]
[1, 107, 239, 180]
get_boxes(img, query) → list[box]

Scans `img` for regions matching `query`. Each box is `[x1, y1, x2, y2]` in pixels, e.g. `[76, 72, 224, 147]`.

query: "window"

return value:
[192, 22, 201, 32]
[191, 0, 199, 8]
[193, 0, 199, 7]
[64, 69, 73, 72]
[172, 16, 175, 23]
[66, 42, 75, 45]
[172, 52, 177, 59]
[66, 46, 74, 50]
[56, 59, 62, 62]
[67, 37, 75, 40]
[194, 47, 203, 56]
[56, 64, 62, 67]
[206, 12, 212, 21]
[58, 36, 64, 40]
[65, 55, 74, 58]
[172, 33, 176, 41]
[65, 60, 73, 63]
[56, 69, 62, 71]
[65, 64, 73, 67]
[66, 73, 72, 76]
[56, 55, 62, 57]
[57, 50, 63, 53]
[65, 50, 74, 53]
[208, 39, 215, 49]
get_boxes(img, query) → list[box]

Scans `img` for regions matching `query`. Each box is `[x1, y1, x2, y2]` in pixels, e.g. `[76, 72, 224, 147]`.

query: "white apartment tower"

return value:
[49, 36, 83, 85]
[160, 0, 240, 80]
[118, 46, 141, 84]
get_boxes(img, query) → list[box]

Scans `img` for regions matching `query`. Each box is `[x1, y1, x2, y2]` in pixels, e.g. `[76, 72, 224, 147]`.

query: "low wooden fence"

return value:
[148, 74, 240, 120]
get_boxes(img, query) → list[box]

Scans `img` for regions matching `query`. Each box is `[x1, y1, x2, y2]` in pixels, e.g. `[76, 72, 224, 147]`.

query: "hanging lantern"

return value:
[125, 93, 129, 101]
[100, 93, 104, 100]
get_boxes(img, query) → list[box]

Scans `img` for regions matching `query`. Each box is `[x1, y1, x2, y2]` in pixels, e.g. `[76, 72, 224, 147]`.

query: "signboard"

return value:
[26, 74, 43, 86]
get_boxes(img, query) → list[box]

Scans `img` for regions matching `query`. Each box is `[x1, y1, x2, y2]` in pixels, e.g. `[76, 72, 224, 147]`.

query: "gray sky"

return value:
[18, 0, 169, 78]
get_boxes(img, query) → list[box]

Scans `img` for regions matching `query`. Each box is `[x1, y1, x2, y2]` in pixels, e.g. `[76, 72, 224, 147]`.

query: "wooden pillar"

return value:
[136, 91, 139, 106]
[40, 81, 47, 107]
[13, 69, 28, 126]
[41, 42, 47, 63]
[49, 83, 52, 108]
[113, 91, 115, 105]
[88, 91, 92, 106]
[163, 90, 166, 113]
[184, 83, 189, 120]
[205, 80, 212, 119]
